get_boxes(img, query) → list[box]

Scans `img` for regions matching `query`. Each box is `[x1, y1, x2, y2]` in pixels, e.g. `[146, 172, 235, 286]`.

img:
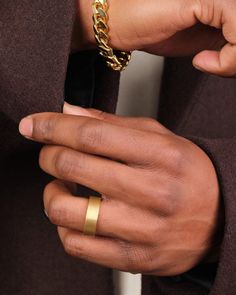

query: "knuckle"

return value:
[195, 0, 218, 26]
[33, 114, 58, 143]
[167, 142, 183, 162]
[159, 187, 177, 212]
[156, 183, 182, 216]
[144, 181, 179, 217]
[79, 119, 104, 151]
[165, 140, 186, 175]
[54, 150, 76, 179]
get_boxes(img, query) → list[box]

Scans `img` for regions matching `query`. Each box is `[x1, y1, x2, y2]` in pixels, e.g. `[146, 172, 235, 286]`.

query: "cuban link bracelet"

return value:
[92, 0, 132, 71]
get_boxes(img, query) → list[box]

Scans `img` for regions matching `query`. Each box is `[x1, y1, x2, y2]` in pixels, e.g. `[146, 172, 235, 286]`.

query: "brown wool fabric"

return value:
[0, 1, 117, 295]
[0, 1, 235, 295]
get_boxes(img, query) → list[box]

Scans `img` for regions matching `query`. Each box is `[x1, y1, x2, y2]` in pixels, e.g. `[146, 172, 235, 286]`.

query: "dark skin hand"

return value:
[18, 103, 222, 276]
[73, 0, 236, 77]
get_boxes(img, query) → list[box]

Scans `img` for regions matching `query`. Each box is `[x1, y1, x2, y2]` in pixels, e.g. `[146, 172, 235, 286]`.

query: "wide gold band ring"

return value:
[83, 196, 102, 236]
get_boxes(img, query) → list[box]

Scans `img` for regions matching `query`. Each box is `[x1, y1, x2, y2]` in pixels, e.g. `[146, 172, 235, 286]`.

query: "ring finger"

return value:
[44, 179, 145, 242]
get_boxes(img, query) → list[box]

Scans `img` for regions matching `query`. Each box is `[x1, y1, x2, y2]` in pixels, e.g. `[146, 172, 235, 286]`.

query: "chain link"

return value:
[92, 0, 132, 71]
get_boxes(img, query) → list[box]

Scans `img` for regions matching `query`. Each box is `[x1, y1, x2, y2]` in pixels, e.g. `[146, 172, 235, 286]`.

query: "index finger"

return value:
[19, 112, 167, 165]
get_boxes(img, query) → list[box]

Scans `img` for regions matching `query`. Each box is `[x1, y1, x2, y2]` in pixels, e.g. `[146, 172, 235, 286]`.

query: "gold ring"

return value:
[83, 196, 102, 236]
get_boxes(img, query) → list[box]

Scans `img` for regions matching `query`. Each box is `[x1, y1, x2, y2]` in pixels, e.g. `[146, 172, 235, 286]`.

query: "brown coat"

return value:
[0, 1, 235, 294]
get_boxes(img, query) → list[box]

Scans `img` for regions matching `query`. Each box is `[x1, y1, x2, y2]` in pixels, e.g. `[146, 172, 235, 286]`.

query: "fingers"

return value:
[57, 227, 127, 271]
[44, 180, 159, 243]
[40, 145, 172, 214]
[193, 43, 236, 77]
[40, 145, 136, 199]
[63, 102, 171, 135]
[57, 227, 155, 273]
[44, 180, 116, 238]
[19, 112, 169, 165]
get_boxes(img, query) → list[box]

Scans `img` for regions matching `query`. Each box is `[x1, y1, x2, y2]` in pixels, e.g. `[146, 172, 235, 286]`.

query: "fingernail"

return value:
[193, 62, 207, 73]
[19, 117, 33, 138]
[193, 63, 202, 71]
[193, 64, 208, 74]
[44, 208, 49, 218]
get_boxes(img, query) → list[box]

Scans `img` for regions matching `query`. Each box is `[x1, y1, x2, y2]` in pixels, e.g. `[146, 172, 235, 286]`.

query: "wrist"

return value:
[71, 0, 126, 53]
[71, 0, 96, 52]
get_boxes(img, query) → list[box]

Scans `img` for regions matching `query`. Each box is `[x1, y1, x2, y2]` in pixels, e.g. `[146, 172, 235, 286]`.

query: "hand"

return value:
[73, 0, 236, 77]
[19, 103, 222, 276]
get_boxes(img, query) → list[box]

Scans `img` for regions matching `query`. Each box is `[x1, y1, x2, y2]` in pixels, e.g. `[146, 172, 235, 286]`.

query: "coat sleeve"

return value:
[0, 0, 76, 156]
[0, 2, 117, 295]
[184, 136, 236, 295]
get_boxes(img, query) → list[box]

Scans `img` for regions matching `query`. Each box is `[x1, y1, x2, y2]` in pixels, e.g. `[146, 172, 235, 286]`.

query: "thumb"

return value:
[63, 102, 97, 117]
[192, 44, 236, 77]
[63, 102, 171, 134]
[192, 3, 236, 78]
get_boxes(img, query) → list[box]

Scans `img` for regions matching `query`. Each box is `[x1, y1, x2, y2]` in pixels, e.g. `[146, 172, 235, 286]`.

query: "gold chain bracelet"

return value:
[92, 0, 132, 71]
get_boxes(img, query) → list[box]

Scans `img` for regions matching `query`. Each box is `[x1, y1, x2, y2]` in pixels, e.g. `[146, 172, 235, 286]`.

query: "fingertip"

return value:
[63, 102, 77, 115]
[63, 102, 92, 117]
[19, 116, 33, 138]
[193, 50, 220, 74]
[63, 102, 70, 113]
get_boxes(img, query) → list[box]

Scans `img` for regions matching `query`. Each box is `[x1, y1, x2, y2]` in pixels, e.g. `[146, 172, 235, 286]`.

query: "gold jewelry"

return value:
[92, 0, 132, 71]
[83, 196, 102, 236]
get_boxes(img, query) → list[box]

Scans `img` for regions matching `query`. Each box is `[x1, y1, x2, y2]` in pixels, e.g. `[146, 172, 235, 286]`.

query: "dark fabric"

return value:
[142, 58, 236, 295]
[181, 263, 217, 290]
[92, 54, 120, 113]
[65, 51, 97, 108]
[0, 1, 119, 295]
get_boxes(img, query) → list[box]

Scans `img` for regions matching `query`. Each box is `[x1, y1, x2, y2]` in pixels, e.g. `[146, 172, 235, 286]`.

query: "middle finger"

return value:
[40, 145, 137, 199]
